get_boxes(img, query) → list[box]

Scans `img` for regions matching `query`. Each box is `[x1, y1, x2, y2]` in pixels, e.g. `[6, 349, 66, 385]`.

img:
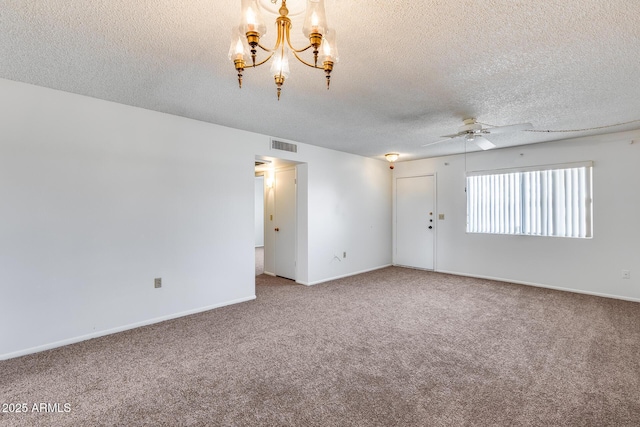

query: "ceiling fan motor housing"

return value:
[458, 121, 483, 134]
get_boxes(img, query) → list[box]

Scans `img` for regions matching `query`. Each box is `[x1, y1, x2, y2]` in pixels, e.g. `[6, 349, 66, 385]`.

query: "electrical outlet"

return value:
[343, 252, 347, 258]
[622, 270, 631, 279]
[154, 278, 162, 288]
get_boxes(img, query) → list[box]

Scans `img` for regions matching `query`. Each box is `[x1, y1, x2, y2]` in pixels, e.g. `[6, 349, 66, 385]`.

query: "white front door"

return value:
[395, 175, 435, 270]
[274, 168, 296, 280]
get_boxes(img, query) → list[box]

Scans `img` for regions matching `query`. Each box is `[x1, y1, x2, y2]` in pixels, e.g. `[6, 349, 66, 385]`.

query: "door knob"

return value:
[275, 227, 280, 232]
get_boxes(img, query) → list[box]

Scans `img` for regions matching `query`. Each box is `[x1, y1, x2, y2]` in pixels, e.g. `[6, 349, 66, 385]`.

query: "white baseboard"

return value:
[298, 264, 392, 286]
[392, 263, 434, 272]
[435, 269, 640, 303]
[0, 295, 256, 361]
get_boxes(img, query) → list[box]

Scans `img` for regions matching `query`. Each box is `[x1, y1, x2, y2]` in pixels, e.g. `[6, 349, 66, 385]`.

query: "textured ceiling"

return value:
[2, 0, 640, 161]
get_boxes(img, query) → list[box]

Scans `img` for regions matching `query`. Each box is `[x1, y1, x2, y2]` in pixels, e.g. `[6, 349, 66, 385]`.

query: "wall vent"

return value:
[271, 139, 297, 153]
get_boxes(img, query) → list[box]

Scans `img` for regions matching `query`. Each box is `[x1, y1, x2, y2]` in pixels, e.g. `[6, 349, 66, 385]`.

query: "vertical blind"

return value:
[466, 162, 593, 237]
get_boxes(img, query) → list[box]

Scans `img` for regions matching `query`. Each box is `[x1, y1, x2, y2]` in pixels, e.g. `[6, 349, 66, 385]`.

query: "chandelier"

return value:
[229, 0, 339, 100]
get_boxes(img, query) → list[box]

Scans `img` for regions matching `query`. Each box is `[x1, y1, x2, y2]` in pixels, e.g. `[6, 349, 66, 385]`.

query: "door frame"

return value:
[393, 173, 437, 270]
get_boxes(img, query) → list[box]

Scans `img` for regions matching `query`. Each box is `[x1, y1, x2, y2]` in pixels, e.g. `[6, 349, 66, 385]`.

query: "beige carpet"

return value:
[1, 267, 639, 426]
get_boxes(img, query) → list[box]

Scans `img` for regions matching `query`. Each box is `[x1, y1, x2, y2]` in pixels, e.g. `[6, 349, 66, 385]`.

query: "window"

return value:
[466, 162, 593, 238]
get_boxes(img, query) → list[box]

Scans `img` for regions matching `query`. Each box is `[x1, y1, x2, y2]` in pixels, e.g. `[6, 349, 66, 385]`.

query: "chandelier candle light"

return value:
[229, 0, 339, 100]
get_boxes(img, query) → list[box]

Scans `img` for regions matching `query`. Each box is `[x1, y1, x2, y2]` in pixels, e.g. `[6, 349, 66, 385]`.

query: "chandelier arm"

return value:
[290, 44, 313, 54]
[252, 52, 276, 67]
[257, 42, 275, 53]
[291, 51, 322, 69]
[286, 38, 314, 54]
[288, 38, 321, 65]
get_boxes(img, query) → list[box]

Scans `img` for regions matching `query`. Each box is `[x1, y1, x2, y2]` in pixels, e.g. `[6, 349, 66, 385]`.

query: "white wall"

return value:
[0, 78, 392, 359]
[0, 79, 263, 359]
[305, 150, 392, 284]
[394, 130, 640, 301]
[254, 176, 264, 247]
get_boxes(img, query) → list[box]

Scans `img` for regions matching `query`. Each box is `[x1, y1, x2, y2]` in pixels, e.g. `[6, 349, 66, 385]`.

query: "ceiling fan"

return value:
[423, 118, 533, 150]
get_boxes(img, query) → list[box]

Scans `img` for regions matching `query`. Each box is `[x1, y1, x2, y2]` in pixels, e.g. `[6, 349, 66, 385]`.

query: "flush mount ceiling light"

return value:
[229, 0, 339, 100]
[385, 153, 399, 169]
[385, 153, 399, 162]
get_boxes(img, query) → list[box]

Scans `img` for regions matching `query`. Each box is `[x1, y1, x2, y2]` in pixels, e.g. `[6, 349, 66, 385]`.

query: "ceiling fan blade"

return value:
[483, 122, 533, 135]
[422, 136, 457, 147]
[474, 136, 496, 150]
[440, 132, 465, 139]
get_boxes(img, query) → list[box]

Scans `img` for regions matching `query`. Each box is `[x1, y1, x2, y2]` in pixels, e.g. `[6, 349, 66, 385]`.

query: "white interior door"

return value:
[395, 175, 435, 270]
[274, 168, 296, 280]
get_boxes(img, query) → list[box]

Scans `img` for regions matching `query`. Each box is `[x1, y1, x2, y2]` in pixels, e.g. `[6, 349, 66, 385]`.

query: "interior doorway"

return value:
[254, 157, 303, 282]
